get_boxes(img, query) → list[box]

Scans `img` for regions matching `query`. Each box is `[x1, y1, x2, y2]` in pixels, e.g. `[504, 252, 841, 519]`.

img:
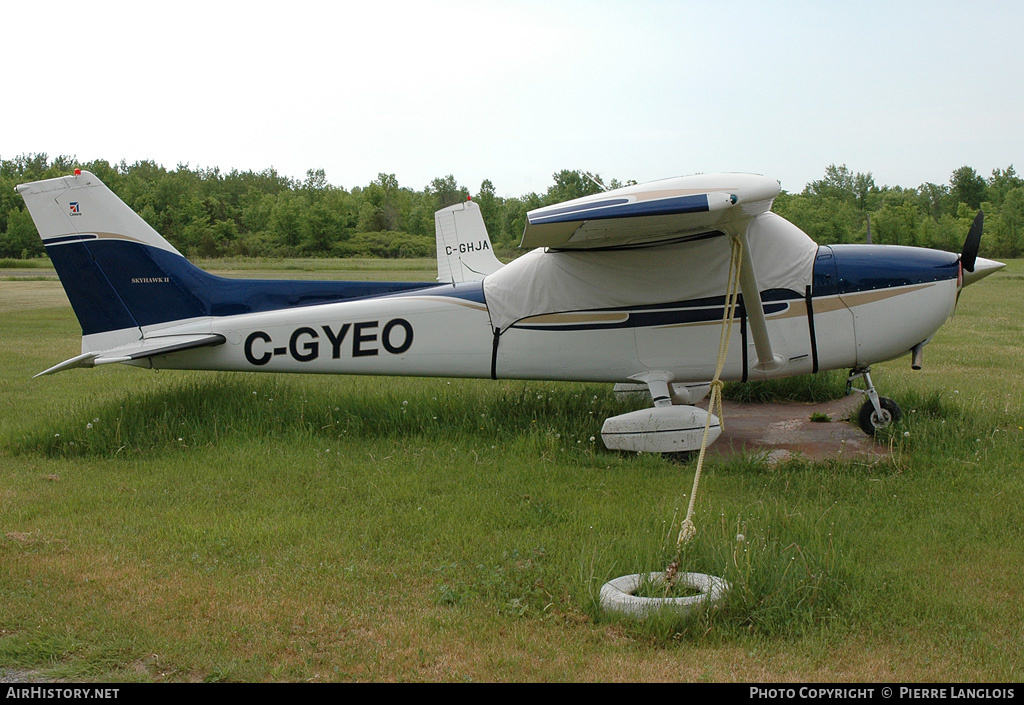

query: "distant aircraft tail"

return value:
[16, 171, 431, 373]
[434, 199, 503, 283]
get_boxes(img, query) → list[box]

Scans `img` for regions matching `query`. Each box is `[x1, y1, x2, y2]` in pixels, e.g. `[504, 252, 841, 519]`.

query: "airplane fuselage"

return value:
[142, 244, 960, 385]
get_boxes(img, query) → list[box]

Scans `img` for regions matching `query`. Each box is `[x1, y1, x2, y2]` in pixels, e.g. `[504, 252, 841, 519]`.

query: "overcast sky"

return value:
[5, 0, 1022, 196]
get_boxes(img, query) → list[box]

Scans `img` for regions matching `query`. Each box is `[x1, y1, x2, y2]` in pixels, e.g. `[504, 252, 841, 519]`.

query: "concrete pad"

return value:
[705, 395, 888, 463]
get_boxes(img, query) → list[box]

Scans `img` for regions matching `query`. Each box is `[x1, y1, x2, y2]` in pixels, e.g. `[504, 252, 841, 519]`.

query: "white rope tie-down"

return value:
[600, 235, 742, 618]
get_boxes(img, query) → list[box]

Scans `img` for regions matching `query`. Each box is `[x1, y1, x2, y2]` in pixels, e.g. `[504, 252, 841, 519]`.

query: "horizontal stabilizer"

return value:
[35, 334, 226, 377]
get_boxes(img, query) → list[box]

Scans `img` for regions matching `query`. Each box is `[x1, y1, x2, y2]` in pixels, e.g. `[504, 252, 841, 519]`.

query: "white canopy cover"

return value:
[483, 211, 818, 332]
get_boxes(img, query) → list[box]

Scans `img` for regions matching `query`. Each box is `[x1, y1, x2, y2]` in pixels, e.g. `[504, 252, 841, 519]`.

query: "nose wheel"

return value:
[846, 367, 902, 436]
[857, 395, 902, 435]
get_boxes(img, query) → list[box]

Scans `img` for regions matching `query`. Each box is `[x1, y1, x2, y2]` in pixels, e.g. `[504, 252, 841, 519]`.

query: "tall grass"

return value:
[584, 467, 853, 643]
[6, 375, 630, 461]
[724, 369, 848, 403]
[0, 258, 50, 269]
[4, 374, 866, 646]
[4, 359, 1020, 674]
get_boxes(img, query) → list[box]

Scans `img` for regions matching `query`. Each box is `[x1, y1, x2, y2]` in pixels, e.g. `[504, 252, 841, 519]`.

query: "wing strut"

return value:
[733, 215, 783, 371]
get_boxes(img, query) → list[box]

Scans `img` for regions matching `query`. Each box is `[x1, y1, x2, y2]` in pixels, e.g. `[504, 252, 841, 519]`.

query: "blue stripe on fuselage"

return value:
[511, 290, 799, 332]
[46, 239, 453, 335]
[388, 280, 487, 305]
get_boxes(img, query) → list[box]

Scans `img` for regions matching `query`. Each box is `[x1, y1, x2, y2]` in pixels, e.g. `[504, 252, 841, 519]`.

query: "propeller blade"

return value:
[960, 210, 984, 273]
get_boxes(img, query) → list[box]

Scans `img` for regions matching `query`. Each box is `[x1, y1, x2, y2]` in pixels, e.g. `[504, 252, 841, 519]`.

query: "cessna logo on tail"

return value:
[244, 318, 414, 366]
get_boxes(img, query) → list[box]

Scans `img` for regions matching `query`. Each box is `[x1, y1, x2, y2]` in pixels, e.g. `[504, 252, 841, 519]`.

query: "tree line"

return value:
[2, 154, 1021, 260]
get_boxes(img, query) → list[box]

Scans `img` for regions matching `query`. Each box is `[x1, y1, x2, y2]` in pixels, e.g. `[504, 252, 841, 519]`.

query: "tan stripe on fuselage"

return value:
[516, 312, 630, 325]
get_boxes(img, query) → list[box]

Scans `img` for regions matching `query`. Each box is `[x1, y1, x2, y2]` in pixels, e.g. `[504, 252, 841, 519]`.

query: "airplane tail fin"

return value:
[18, 171, 438, 371]
[434, 199, 503, 283]
[16, 170, 212, 352]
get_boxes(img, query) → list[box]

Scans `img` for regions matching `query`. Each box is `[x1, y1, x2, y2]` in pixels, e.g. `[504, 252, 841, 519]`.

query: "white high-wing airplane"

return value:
[16, 170, 1003, 454]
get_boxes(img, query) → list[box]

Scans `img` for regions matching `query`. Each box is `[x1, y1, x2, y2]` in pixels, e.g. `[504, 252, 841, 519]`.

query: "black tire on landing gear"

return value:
[858, 397, 902, 436]
[662, 451, 696, 463]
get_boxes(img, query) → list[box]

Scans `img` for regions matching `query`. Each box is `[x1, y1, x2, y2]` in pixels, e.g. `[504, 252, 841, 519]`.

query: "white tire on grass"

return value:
[600, 571, 729, 617]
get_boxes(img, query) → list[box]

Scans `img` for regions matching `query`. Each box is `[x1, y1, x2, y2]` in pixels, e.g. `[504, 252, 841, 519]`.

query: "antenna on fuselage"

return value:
[582, 171, 609, 193]
[866, 214, 872, 244]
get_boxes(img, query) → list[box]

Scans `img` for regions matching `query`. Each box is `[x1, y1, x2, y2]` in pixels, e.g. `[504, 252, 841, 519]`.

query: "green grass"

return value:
[724, 368, 848, 403]
[1, 261, 1022, 682]
[0, 258, 51, 269]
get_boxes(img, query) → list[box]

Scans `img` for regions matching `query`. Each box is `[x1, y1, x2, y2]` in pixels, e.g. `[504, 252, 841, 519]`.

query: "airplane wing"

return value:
[35, 333, 226, 377]
[495, 174, 804, 371]
[521, 173, 781, 250]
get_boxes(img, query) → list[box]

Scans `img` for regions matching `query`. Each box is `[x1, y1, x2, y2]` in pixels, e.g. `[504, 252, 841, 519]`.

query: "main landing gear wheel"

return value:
[858, 396, 902, 435]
